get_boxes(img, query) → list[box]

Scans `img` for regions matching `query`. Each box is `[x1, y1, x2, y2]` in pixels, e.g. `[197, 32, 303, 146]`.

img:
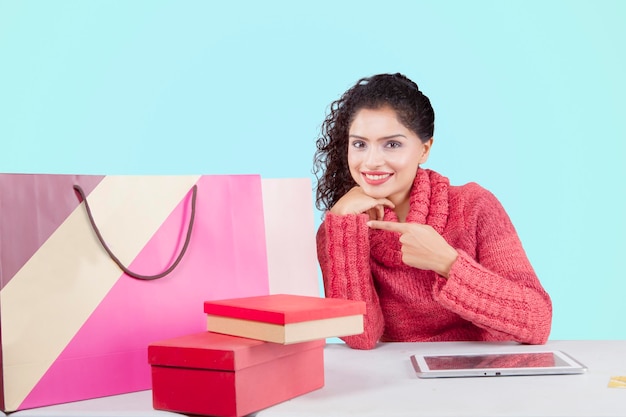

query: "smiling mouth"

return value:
[364, 173, 390, 180]
[362, 172, 392, 184]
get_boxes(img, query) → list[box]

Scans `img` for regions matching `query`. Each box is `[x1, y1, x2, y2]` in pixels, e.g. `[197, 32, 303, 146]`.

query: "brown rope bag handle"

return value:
[73, 184, 197, 280]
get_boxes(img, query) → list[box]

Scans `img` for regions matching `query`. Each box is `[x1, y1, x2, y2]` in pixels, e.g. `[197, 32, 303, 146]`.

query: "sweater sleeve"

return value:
[316, 212, 384, 349]
[433, 186, 552, 344]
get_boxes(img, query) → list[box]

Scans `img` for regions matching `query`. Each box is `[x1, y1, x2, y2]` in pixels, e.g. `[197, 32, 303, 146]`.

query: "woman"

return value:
[314, 73, 552, 350]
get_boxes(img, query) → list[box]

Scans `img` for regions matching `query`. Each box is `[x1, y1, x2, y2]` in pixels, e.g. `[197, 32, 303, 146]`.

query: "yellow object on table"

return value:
[608, 376, 626, 388]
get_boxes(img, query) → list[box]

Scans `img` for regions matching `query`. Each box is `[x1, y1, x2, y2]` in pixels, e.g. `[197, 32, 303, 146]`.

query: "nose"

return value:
[364, 146, 384, 168]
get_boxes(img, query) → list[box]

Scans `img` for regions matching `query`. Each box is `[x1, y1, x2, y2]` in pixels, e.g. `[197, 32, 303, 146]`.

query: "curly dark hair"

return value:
[313, 73, 435, 212]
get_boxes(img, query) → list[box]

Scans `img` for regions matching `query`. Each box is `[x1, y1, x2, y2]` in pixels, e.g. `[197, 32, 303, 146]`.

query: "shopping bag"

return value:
[261, 178, 320, 297]
[0, 174, 274, 412]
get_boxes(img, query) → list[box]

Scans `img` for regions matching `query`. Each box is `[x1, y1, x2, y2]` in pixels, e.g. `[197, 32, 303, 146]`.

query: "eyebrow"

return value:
[349, 134, 407, 140]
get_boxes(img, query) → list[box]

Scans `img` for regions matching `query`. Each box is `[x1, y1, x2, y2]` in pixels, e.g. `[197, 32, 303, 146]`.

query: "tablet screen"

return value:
[425, 352, 563, 370]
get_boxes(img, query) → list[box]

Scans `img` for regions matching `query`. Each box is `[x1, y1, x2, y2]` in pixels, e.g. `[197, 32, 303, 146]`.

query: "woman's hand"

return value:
[366, 220, 458, 278]
[330, 186, 395, 221]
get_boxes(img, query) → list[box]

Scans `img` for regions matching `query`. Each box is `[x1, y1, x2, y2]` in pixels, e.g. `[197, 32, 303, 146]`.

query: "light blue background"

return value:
[2, 1, 625, 340]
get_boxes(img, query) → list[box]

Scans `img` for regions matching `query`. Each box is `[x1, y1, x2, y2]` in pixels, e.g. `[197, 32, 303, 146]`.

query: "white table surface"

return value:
[259, 340, 626, 417]
[7, 340, 626, 417]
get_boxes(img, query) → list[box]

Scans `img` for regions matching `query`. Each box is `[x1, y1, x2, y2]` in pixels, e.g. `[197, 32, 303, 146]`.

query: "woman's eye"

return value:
[385, 141, 401, 149]
[351, 140, 365, 149]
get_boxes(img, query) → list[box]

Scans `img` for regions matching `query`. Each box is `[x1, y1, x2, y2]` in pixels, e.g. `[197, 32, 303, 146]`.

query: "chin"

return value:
[360, 186, 390, 200]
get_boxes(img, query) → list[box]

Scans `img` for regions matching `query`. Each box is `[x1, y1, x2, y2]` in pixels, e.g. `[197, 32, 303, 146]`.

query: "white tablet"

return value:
[410, 350, 587, 378]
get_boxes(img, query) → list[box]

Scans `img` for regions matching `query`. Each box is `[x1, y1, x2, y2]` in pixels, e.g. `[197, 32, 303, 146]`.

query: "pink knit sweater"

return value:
[316, 168, 552, 350]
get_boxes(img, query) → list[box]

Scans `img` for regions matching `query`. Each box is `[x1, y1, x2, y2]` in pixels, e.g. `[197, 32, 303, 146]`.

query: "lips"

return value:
[362, 172, 392, 185]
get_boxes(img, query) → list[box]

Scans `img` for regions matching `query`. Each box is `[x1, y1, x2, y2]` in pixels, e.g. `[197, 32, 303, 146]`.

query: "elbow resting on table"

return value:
[341, 332, 380, 350]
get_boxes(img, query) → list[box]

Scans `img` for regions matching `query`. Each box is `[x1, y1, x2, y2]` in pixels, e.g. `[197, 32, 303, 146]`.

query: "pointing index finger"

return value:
[366, 220, 410, 233]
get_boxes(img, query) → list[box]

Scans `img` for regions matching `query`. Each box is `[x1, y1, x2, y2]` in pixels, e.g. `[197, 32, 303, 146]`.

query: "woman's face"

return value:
[347, 106, 432, 208]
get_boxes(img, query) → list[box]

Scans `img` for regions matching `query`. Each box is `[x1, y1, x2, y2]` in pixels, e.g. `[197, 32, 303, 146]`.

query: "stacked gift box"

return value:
[148, 294, 366, 417]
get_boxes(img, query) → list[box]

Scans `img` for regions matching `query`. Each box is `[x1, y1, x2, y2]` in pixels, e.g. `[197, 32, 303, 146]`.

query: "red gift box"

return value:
[148, 331, 325, 417]
[204, 294, 366, 344]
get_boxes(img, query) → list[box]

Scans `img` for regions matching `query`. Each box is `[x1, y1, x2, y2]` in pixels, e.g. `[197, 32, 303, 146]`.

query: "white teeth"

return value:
[365, 174, 390, 180]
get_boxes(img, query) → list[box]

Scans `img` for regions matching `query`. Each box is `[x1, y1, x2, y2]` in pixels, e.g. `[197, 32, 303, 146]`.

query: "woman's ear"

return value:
[419, 138, 434, 164]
